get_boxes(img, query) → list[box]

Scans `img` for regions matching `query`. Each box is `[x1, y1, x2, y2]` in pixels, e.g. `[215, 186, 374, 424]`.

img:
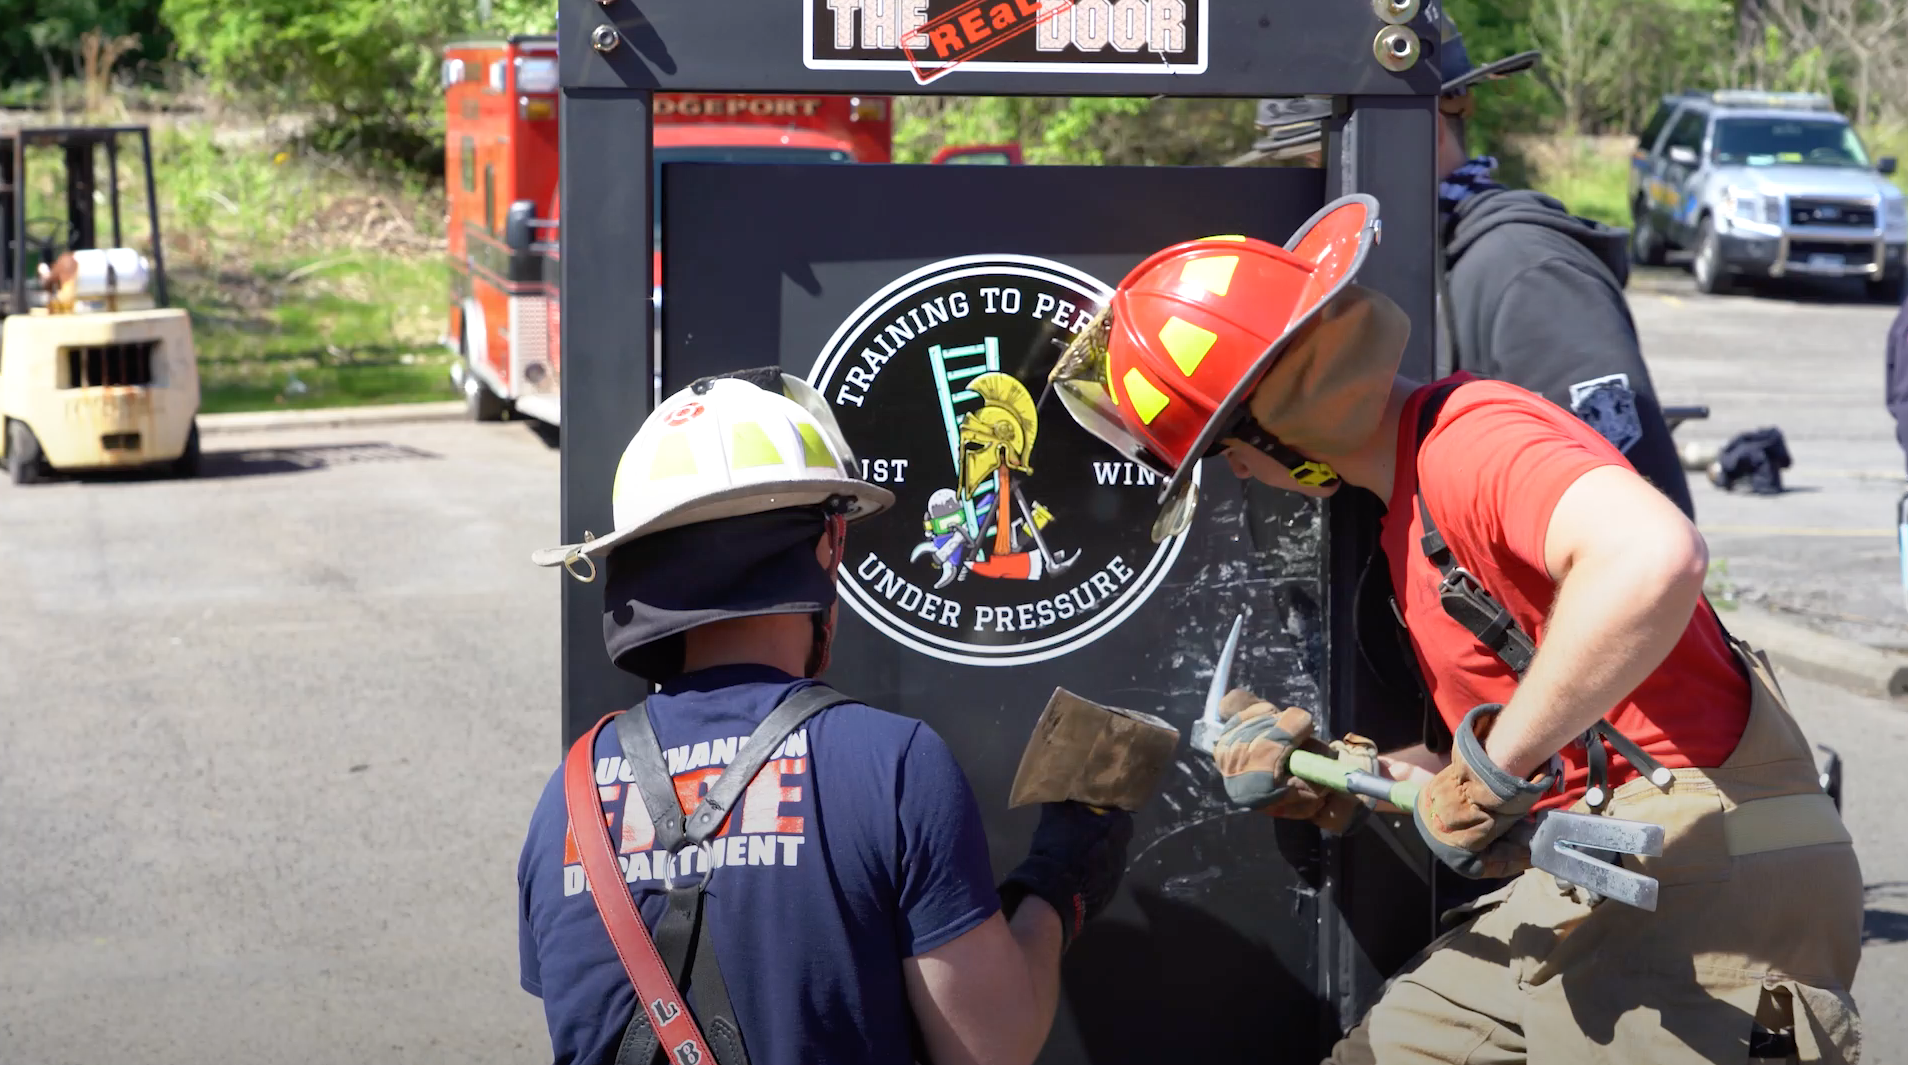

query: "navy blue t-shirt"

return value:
[518, 664, 1000, 1065]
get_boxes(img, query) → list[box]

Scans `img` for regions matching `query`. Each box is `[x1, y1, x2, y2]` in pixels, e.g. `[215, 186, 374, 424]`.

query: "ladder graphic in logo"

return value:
[927, 338, 1000, 535]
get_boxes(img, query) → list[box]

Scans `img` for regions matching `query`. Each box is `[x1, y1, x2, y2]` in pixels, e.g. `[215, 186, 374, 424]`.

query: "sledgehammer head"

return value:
[1009, 688, 1181, 811]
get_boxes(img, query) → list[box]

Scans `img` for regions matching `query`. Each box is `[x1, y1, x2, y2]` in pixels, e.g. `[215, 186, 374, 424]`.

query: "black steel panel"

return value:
[1319, 92, 1445, 1029]
[561, 0, 1441, 98]
[1326, 96, 1438, 383]
[657, 161, 1438, 1061]
[558, 87, 657, 749]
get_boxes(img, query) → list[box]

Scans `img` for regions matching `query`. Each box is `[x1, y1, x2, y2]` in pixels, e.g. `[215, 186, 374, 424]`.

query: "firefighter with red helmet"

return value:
[1051, 197, 1862, 1060]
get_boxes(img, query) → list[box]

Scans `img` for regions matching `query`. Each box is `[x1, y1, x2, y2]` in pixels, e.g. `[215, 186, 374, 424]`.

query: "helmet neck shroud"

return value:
[602, 504, 842, 684]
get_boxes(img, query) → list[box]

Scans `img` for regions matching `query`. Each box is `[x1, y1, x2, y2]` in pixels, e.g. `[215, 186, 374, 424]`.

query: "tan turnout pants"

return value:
[1330, 638, 1864, 1064]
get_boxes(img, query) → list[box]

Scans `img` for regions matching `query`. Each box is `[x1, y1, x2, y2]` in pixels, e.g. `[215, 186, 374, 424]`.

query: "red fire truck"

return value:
[442, 35, 1018, 426]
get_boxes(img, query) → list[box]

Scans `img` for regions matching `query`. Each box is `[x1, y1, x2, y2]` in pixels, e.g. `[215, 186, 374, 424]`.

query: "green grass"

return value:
[1865, 126, 1908, 197]
[178, 253, 448, 361]
[181, 252, 457, 413]
[133, 126, 455, 414]
[1509, 135, 1635, 228]
[199, 360, 457, 414]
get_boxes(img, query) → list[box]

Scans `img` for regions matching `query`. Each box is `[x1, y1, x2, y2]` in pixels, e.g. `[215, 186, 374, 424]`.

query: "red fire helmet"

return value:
[1050, 194, 1393, 540]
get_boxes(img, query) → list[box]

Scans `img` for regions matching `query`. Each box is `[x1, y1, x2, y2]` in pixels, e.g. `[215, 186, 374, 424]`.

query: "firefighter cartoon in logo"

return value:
[911, 367, 1079, 588]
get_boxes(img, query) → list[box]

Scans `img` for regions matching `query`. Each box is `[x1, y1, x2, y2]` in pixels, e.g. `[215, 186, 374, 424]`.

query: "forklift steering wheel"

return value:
[22, 217, 82, 265]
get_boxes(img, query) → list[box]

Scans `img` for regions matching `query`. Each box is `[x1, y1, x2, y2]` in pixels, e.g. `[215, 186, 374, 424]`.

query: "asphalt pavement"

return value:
[1631, 267, 1908, 650]
[0, 420, 562, 1063]
[1634, 267, 1908, 1049]
[5, 265, 1908, 1060]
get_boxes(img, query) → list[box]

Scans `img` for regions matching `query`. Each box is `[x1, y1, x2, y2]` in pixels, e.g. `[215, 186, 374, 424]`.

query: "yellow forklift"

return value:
[0, 125, 200, 484]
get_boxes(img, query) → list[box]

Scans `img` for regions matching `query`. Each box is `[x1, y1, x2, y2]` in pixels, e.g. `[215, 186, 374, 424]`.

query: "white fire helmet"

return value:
[530, 373, 894, 577]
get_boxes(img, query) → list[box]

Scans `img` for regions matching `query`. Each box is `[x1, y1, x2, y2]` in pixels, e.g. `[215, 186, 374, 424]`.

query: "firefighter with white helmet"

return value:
[517, 368, 1132, 1065]
[1052, 199, 1861, 1060]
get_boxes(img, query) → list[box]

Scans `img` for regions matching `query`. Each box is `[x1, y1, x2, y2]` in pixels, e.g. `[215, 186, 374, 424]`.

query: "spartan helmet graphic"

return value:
[958, 371, 1039, 498]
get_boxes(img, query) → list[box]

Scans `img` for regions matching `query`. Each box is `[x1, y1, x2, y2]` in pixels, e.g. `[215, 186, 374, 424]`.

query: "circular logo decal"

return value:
[663, 401, 705, 426]
[808, 255, 1196, 667]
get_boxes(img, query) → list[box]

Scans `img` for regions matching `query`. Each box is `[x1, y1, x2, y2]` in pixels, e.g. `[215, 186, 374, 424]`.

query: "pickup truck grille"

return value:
[1788, 198, 1876, 227]
[1787, 241, 1875, 266]
[63, 341, 157, 388]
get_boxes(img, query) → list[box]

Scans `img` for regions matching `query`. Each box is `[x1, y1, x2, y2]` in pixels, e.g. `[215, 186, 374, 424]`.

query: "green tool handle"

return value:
[1288, 749, 1422, 811]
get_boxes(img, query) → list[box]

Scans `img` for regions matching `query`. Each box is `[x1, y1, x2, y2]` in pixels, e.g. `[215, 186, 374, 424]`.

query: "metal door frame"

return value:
[555, 0, 1442, 1033]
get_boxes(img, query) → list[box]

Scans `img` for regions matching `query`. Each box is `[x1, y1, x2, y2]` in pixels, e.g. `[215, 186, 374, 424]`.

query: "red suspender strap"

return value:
[563, 711, 713, 1065]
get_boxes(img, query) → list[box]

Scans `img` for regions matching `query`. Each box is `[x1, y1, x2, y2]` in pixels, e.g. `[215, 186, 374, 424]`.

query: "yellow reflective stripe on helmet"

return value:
[1121, 368, 1171, 425]
[1199, 234, 1247, 241]
[1179, 255, 1238, 297]
[729, 421, 785, 468]
[795, 422, 835, 468]
[647, 431, 697, 480]
[1157, 316, 1218, 377]
[1291, 461, 1339, 487]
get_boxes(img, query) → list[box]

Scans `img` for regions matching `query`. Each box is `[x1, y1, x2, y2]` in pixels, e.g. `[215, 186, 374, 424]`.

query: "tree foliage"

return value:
[160, 0, 553, 165]
[7, 0, 1906, 178]
[0, 0, 169, 106]
[1451, 0, 1906, 141]
[895, 96, 1257, 166]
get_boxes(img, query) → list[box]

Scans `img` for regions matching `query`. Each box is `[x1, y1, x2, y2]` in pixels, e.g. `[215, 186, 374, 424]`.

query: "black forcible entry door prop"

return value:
[658, 162, 1431, 1062]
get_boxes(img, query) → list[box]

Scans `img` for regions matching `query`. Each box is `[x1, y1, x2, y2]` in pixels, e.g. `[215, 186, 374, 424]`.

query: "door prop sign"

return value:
[804, 0, 1208, 84]
[809, 255, 1195, 667]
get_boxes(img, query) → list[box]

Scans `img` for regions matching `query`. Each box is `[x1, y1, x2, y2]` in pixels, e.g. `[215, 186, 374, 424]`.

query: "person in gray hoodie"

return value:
[1433, 14, 1694, 518]
[1887, 290, 1908, 470]
[1249, 10, 1695, 519]
[1438, 141, 1696, 520]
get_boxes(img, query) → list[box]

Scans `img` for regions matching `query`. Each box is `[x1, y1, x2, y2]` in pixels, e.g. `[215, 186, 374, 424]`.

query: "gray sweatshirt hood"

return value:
[1446, 188, 1631, 288]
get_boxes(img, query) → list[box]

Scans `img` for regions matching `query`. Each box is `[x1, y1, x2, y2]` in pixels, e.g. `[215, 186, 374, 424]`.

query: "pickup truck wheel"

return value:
[7, 419, 48, 485]
[1868, 272, 1906, 305]
[1691, 217, 1727, 295]
[1630, 203, 1667, 266]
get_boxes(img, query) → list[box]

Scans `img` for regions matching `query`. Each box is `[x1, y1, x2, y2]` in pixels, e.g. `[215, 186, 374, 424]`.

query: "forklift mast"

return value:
[64, 139, 98, 254]
[1, 136, 14, 312]
[2, 127, 168, 318]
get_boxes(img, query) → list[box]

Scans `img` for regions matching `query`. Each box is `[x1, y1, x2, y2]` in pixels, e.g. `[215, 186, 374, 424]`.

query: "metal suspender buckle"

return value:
[659, 841, 717, 893]
[1437, 565, 1484, 600]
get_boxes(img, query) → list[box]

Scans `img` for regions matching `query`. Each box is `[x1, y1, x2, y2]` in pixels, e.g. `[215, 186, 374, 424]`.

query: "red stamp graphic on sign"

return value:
[901, 0, 1074, 84]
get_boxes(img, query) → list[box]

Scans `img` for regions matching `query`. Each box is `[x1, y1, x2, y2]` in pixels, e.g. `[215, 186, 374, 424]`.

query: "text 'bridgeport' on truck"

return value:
[441, 34, 1021, 427]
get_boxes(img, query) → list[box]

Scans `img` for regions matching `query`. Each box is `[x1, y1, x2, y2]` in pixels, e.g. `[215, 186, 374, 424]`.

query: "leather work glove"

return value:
[999, 801, 1135, 950]
[1211, 688, 1317, 810]
[1212, 690, 1380, 834]
[1413, 704, 1558, 879]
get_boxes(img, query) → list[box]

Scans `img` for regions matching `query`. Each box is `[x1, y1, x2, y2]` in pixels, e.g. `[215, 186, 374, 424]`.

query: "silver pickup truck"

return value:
[1628, 90, 1907, 301]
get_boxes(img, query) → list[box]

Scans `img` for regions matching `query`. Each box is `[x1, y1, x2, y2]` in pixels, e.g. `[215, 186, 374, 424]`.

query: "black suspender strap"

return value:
[610, 683, 854, 1065]
[1412, 381, 1672, 806]
[619, 704, 689, 856]
[1414, 382, 1539, 678]
[1416, 492, 1539, 677]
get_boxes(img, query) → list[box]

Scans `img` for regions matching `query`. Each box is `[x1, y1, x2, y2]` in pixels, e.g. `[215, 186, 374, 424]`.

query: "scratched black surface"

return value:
[662, 162, 1420, 1062]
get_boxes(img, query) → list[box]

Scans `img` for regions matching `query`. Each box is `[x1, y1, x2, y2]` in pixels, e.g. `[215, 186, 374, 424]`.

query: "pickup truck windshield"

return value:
[653, 145, 853, 241]
[1712, 118, 1871, 169]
